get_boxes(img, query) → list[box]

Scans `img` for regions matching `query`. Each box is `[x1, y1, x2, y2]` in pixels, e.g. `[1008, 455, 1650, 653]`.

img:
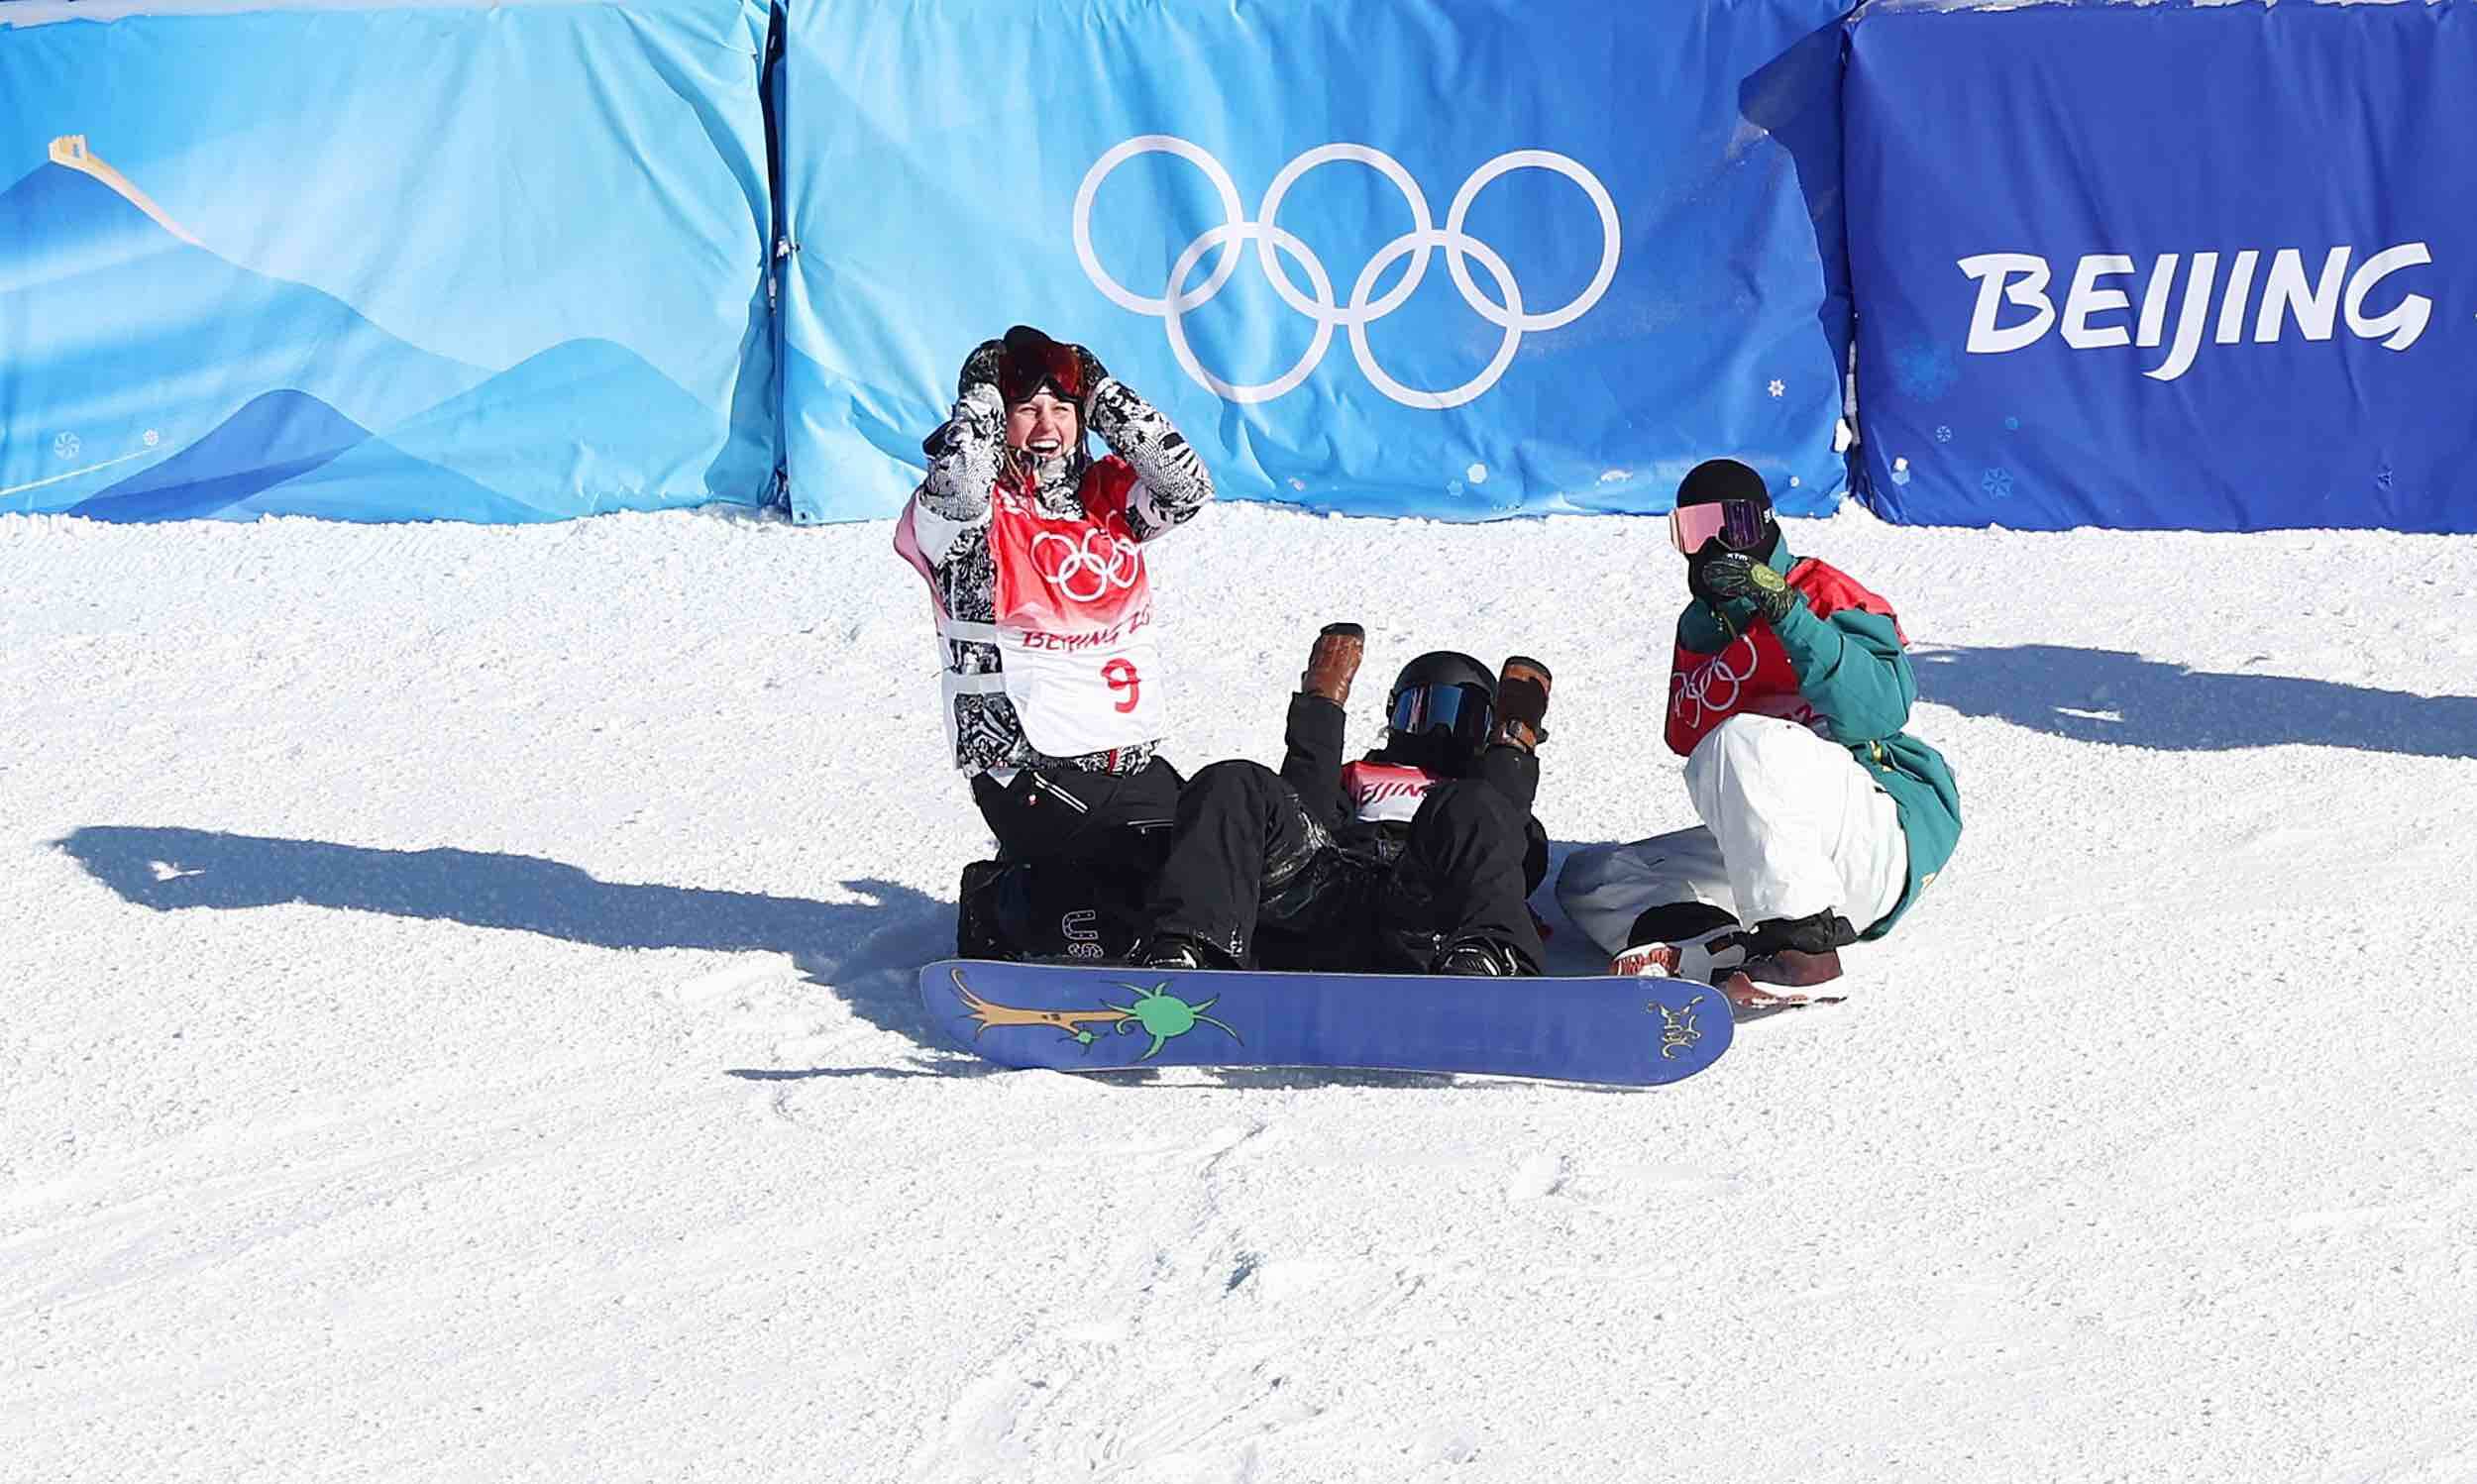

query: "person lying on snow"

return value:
[895, 326, 1216, 958]
[1131, 625, 1556, 978]
[1556, 458, 1961, 1005]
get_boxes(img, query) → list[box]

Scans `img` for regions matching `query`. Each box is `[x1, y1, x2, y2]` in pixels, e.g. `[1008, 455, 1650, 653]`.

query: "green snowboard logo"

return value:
[948, 968, 1240, 1060]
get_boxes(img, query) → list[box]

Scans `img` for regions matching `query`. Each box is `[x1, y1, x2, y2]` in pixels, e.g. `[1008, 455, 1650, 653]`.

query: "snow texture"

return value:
[4, 501, 2475, 1481]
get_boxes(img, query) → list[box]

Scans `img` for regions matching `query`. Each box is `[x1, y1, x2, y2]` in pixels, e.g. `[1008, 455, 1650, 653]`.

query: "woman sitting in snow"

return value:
[1556, 458, 1961, 1005]
[1131, 624, 1556, 978]
[895, 326, 1216, 957]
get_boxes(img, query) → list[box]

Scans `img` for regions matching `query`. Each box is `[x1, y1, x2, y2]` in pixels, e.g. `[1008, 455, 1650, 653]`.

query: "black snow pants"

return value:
[956, 758, 1183, 962]
[968, 757, 1183, 868]
[1146, 722, 1546, 974]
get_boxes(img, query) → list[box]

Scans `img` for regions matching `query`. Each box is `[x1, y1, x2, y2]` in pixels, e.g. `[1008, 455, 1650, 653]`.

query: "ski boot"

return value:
[1717, 909, 1855, 1009]
[1434, 935, 1527, 977]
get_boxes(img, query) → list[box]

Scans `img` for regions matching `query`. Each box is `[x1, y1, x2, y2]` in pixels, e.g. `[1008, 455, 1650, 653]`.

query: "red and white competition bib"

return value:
[1341, 760, 1440, 824]
[1663, 558, 1903, 757]
[984, 465, 1166, 757]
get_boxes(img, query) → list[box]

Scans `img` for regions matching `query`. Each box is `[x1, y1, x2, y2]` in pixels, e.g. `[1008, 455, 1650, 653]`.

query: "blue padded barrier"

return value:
[1845, 0, 2477, 532]
[776, 0, 1857, 524]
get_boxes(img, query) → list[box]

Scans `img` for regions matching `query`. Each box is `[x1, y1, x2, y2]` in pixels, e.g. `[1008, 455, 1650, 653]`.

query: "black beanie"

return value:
[1674, 457, 1772, 511]
[1675, 456, 1781, 577]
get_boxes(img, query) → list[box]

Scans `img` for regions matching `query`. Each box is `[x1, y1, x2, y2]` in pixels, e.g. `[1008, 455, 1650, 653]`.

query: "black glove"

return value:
[1491, 657, 1552, 750]
[1693, 553, 1799, 631]
[957, 338, 1008, 402]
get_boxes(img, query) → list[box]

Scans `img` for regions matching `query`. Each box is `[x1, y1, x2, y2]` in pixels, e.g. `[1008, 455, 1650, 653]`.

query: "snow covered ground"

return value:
[4, 498, 2474, 1482]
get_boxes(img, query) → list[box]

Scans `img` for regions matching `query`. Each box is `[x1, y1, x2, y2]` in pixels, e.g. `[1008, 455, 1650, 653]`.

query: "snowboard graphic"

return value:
[918, 959, 1732, 1087]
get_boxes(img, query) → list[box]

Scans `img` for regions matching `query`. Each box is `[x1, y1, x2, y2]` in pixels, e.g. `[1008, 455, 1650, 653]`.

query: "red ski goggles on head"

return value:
[999, 336, 1087, 407]
[1669, 497, 1772, 556]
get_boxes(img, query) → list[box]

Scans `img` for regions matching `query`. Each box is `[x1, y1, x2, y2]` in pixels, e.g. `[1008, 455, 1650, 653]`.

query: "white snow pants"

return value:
[1559, 714, 1909, 956]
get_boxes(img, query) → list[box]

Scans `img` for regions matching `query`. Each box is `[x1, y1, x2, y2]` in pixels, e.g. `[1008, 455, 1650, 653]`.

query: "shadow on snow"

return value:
[54, 824, 956, 1067]
[55, 825, 1570, 1091]
[1914, 645, 2477, 759]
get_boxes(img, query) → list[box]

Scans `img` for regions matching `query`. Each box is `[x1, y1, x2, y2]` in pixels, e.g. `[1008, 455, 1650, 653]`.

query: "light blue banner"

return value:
[0, 0, 777, 522]
[779, 0, 1855, 524]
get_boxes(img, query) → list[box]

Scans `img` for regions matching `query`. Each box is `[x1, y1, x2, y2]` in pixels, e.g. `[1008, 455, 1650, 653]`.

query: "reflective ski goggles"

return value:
[999, 338, 1087, 407]
[1387, 682, 1493, 750]
[1669, 497, 1772, 556]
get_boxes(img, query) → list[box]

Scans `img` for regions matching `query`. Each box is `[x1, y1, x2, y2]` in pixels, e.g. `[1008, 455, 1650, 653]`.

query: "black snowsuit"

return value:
[1146, 693, 1551, 973]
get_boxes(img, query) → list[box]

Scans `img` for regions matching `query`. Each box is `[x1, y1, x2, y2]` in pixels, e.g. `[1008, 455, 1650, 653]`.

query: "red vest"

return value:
[896, 458, 1166, 759]
[1665, 558, 1903, 757]
[984, 460, 1148, 635]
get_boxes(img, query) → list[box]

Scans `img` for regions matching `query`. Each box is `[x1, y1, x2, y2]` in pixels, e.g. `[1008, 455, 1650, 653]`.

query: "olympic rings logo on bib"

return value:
[1672, 634, 1762, 730]
[1074, 137, 1623, 409]
[1030, 528, 1143, 602]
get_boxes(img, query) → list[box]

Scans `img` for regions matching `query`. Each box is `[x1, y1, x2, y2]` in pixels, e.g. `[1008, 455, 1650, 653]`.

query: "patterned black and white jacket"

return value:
[906, 377, 1214, 776]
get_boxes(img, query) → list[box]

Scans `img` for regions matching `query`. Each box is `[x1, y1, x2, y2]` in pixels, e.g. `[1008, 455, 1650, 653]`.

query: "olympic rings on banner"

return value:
[1073, 138, 1622, 409]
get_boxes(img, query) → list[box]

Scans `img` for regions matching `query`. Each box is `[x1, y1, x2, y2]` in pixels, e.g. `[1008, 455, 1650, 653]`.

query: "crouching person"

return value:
[1133, 625, 1555, 978]
[1557, 459, 1961, 1004]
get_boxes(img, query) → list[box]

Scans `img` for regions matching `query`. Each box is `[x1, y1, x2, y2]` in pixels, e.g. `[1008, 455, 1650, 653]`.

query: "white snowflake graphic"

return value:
[1934, 425, 1953, 444]
[1767, 378, 1785, 399]
[144, 429, 162, 448]
[53, 432, 81, 461]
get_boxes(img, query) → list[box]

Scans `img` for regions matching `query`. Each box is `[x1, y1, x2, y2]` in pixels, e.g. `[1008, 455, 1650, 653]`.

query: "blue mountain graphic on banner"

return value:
[69, 390, 373, 522]
[251, 429, 545, 525]
[336, 338, 735, 515]
[65, 388, 537, 524]
[0, 158, 488, 512]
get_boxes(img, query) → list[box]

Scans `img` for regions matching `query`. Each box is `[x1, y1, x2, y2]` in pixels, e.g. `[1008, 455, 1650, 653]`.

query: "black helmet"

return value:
[1382, 651, 1496, 774]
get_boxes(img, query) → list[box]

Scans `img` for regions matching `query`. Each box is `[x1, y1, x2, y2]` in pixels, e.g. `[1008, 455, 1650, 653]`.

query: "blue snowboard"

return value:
[918, 958, 1733, 1087]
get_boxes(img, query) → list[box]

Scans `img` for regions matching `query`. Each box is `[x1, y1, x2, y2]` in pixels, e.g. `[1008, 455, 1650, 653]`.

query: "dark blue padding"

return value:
[1845, 0, 2477, 533]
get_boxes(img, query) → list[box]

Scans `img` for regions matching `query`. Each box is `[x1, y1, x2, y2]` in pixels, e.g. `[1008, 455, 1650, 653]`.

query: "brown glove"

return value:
[1300, 622, 1365, 704]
